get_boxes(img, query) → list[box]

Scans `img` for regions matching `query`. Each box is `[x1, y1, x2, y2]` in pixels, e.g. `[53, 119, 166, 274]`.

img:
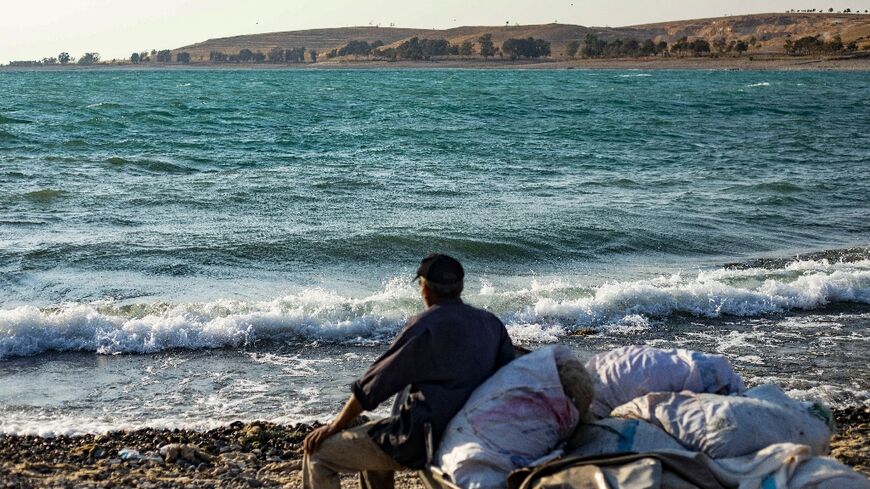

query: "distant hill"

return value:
[172, 13, 870, 61]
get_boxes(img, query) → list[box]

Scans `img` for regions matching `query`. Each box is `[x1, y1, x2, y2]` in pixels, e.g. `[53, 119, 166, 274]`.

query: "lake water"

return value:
[0, 69, 868, 435]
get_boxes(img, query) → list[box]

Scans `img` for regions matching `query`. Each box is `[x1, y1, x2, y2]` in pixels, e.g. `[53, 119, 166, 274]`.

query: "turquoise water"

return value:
[2, 70, 868, 300]
[0, 69, 869, 433]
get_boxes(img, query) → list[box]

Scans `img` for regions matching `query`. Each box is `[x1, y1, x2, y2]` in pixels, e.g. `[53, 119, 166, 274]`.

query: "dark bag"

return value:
[366, 388, 433, 470]
[507, 452, 729, 489]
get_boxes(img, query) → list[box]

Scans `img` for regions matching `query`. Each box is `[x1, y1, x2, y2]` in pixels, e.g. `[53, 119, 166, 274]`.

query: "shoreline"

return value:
[3, 55, 870, 72]
[1, 407, 867, 488]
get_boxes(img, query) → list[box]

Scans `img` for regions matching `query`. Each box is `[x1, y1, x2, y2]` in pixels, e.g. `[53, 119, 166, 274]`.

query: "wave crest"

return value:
[1, 258, 869, 359]
[527, 259, 870, 326]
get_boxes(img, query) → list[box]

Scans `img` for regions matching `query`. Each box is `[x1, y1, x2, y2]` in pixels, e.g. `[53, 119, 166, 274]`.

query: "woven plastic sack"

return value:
[612, 384, 832, 459]
[586, 345, 746, 418]
[567, 417, 686, 457]
[436, 345, 582, 489]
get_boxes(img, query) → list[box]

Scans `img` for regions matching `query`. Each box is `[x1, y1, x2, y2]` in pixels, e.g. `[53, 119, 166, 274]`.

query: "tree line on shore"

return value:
[568, 33, 754, 58]
[565, 32, 865, 59]
[5, 30, 866, 67]
[196, 34, 550, 63]
[331, 34, 551, 60]
[7, 52, 97, 67]
[7, 49, 174, 67]
[784, 34, 860, 54]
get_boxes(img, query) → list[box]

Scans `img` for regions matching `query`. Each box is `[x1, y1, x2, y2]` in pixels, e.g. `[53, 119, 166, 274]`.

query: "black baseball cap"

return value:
[415, 253, 464, 285]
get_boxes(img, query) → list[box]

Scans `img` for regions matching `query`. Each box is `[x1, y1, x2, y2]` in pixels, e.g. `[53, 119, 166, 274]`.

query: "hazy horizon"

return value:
[2, 0, 869, 64]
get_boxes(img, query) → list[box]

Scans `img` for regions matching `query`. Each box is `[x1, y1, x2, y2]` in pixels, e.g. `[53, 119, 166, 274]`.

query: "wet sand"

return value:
[1, 407, 867, 488]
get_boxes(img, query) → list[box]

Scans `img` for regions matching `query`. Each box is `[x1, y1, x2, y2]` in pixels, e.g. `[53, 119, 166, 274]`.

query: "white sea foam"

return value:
[0, 277, 417, 359]
[521, 259, 870, 330]
[746, 374, 870, 408]
[747, 82, 771, 87]
[1, 259, 868, 358]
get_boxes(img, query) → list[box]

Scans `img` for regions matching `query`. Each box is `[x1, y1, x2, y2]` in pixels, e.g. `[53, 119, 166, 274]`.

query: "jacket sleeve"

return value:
[495, 320, 515, 368]
[350, 324, 435, 412]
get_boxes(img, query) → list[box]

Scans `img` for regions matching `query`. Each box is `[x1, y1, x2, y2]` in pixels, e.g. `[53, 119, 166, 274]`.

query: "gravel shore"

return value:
[2, 407, 867, 488]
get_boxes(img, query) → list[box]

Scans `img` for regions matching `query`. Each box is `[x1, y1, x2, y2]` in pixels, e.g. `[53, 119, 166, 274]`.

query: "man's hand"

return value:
[303, 424, 337, 454]
[303, 394, 364, 454]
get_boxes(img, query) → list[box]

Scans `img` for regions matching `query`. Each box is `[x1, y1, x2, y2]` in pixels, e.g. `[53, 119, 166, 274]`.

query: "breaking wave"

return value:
[1, 258, 869, 359]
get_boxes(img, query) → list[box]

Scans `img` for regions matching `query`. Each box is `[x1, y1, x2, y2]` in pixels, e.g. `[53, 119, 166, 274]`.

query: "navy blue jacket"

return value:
[351, 298, 514, 468]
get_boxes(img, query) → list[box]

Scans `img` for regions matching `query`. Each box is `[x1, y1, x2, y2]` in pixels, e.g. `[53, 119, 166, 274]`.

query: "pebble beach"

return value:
[0, 407, 867, 488]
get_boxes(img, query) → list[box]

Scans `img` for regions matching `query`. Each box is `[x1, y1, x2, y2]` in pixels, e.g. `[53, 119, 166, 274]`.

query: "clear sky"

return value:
[2, 0, 868, 63]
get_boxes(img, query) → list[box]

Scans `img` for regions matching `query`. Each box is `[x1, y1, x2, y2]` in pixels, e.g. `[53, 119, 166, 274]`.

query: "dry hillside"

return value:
[627, 13, 870, 53]
[172, 13, 870, 61]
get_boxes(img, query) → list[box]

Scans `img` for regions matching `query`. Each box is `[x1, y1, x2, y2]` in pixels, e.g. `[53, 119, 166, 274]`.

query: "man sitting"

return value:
[303, 253, 515, 489]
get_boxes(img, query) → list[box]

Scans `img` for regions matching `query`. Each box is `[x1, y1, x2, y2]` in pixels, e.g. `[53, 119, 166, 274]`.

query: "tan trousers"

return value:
[302, 421, 405, 489]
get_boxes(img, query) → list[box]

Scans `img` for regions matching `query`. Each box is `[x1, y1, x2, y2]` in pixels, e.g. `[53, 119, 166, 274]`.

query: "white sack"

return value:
[786, 455, 870, 489]
[612, 384, 832, 459]
[586, 345, 745, 418]
[705, 442, 870, 489]
[436, 345, 581, 489]
[568, 417, 685, 457]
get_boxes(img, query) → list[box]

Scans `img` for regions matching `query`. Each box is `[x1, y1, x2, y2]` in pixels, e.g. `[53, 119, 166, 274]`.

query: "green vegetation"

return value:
[287, 48, 306, 62]
[6, 51, 88, 67]
[415, 38, 450, 58]
[7, 19, 866, 68]
[205, 47, 309, 64]
[268, 48, 284, 63]
[580, 33, 668, 58]
[459, 40, 474, 56]
[565, 40, 580, 58]
[671, 37, 712, 56]
[501, 38, 551, 60]
[580, 33, 605, 57]
[395, 38, 424, 60]
[77, 53, 100, 65]
[267, 47, 306, 63]
[784, 34, 854, 55]
[573, 32, 767, 59]
[478, 34, 497, 58]
[7, 60, 44, 67]
[367, 37, 452, 60]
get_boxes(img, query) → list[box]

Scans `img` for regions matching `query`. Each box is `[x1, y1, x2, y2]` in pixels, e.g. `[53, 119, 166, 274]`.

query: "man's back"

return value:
[302, 254, 514, 488]
[352, 298, 514, 468]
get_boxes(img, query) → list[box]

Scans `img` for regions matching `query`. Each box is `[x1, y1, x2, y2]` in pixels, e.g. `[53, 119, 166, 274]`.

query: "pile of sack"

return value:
[434, 345, 869, 489]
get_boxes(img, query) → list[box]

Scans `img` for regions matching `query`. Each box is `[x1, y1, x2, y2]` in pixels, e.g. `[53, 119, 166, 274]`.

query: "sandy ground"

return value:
[3, 55, 870, 71]
[0, 407, 867, 488]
